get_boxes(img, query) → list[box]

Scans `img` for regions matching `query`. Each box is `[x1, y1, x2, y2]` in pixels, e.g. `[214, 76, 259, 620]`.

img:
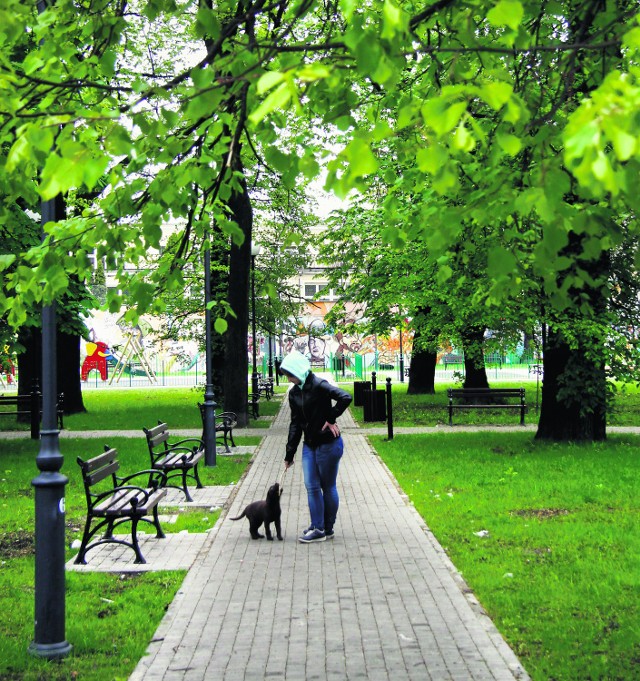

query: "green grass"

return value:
[370, 431, 640, 681]
[0, 564, 184, 681]
[0, 386, 285, 432]
[0, 427, 257, 680]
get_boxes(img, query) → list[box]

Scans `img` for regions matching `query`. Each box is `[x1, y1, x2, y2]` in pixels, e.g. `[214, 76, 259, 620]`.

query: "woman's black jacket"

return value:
[285, 373, 352, 463]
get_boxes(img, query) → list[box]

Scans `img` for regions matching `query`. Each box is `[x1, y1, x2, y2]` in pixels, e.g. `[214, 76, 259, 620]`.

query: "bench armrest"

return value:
[117, 469, 167, 488]
[167, 437, 204, 450]
[92, 483, 156, 507]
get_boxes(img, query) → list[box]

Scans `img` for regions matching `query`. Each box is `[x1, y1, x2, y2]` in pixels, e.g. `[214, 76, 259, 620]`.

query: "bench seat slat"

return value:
[94, 488, 166, 516]
[154, 449, 204, 468]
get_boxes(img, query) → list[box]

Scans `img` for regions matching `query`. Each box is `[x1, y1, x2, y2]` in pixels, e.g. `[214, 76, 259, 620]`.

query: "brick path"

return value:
[126, 399, 530, 681]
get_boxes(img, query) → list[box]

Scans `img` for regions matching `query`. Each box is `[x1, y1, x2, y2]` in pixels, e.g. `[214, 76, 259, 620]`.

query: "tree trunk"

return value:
[17, 326, 85, 420]
[461, 325, 490, 389]
[58, 331, 86, 414]
[407, 339, 436, 395]
[535, 328, 606, 441]
[223, 173, 253, 427]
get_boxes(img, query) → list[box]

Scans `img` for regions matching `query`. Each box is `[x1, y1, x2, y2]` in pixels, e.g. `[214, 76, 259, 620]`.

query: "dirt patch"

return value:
[511, 508, 570, 519]
[0, 530, 34, 559]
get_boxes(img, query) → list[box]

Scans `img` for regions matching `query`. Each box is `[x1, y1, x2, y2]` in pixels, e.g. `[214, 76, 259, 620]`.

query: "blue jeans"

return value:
[301, 436, 344, 532]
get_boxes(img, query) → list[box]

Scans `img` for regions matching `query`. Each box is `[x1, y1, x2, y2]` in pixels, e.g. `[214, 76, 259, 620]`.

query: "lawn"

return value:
[0, 437, 255, 680]
[0, 386, 284, 432]
[2, 383, 639, 680]
[0, 386, 260, 680]
[370, 431, 640, 681]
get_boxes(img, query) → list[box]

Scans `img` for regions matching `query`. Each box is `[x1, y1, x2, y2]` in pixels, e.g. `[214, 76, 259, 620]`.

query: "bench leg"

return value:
[74, 516, 93, 565]
[152, 506, 165, 539]
[449, 405, 453, 426]
[192, 463, 203, 490]
[222, 433, 231, 453]
[228, 430, 236, 449]
[180, 468, 194, 502]
[104, 518, 115, 539]
[130, 517, 146, 564]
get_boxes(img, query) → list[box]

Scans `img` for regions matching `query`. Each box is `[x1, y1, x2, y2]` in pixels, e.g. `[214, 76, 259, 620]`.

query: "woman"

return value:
[280, 351, 352, 543]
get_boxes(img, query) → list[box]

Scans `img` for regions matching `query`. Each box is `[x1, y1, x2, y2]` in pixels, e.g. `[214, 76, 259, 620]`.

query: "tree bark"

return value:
[461, 325, 490, 389]
[223, 173, 253, 427]
[535, 328, 606, 441]
[16, 326, 86, 419]
[407, 329, 436, 394]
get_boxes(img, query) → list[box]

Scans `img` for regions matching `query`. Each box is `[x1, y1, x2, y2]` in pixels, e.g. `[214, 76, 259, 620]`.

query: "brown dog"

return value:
[230, 482, 283, 540]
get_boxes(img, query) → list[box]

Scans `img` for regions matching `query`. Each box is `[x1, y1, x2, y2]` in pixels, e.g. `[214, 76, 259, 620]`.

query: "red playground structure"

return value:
[81, 340, 110, 381]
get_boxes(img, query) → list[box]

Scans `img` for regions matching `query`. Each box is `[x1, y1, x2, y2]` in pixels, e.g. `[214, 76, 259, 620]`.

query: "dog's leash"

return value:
[278, 466, 288, 489]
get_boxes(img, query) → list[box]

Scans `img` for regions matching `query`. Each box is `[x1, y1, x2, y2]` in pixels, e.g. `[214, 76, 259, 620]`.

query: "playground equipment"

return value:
[81, 339, 111, 381]
[109, 319, 157, 384]
[0, 351, 15, 387]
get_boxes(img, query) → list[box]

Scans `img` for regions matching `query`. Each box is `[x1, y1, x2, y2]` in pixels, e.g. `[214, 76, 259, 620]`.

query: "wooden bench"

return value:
[442, 354, 464, 368]
[197, 403, 238, 453]
[0, 391, 64, 439]
[447, 388, 526, 426]
[257, 377, 274, 400]
[143, 422, 204, 502]
[75, 447, 166, 565]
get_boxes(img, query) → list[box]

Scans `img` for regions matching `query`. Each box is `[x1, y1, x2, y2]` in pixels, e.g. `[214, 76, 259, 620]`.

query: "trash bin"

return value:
[353, 381, 371, 407]
[362, 389, 387, 422]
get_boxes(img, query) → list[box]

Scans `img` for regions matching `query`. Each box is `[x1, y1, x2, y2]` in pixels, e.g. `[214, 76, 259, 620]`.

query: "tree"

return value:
[1, 1, 640, 440]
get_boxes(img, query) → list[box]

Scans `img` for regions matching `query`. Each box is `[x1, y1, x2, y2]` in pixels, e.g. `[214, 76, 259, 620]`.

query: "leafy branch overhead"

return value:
[0, 0, 638, 336]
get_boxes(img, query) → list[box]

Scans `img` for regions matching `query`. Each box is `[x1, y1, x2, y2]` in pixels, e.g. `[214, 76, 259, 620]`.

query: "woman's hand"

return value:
[322, 421, 340, 437]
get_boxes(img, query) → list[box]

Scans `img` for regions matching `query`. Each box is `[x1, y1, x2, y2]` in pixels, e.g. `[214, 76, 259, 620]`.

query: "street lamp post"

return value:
[267, 300, 274, 380]
[251, 244, 262, 399]
[203, 240, 217, 467]
[28, 196, 72, 660]
[399, 325, 405, 383]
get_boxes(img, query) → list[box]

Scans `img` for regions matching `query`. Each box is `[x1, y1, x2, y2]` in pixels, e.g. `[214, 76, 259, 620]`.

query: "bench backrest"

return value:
[77, 447, 120, 503]
[448, 388, 525, 398]
[143, 422, 170, 452]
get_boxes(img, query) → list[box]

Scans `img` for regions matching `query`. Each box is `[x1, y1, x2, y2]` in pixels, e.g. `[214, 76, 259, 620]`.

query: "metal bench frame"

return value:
[75, 446, 166, 564]
[197, 404, 238, 453]
[447, 387, 526, 426]
[143, 422, 204, 502]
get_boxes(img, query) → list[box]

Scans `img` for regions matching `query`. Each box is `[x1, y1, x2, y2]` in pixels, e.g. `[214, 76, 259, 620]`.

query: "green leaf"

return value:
[256, 71, 286, 95]
[603, 123, 636, 162]
[344, 138, 378, 177]
[416, 144, 448, 174]
[196, 5, 221, 39]
[0, 255, 16, 271]
[339, 0, 358, 22]
[381, 0, 408, 40]
[451, 121, 475, 152]
[487, 1, 524, 31]
[488, 247, 517, 276]
[83, 154, 110, 191]
[480, 82, 513, 111]
[214, 318, 228, 334]
[297, 64, 331, 82]
[249, 81, 293, 125]
[421, 99, 467, 136]
[496, 132, 522, 156]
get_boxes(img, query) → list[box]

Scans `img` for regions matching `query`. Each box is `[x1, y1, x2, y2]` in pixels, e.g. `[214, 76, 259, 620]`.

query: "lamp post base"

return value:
[28, 640, 72, 660]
